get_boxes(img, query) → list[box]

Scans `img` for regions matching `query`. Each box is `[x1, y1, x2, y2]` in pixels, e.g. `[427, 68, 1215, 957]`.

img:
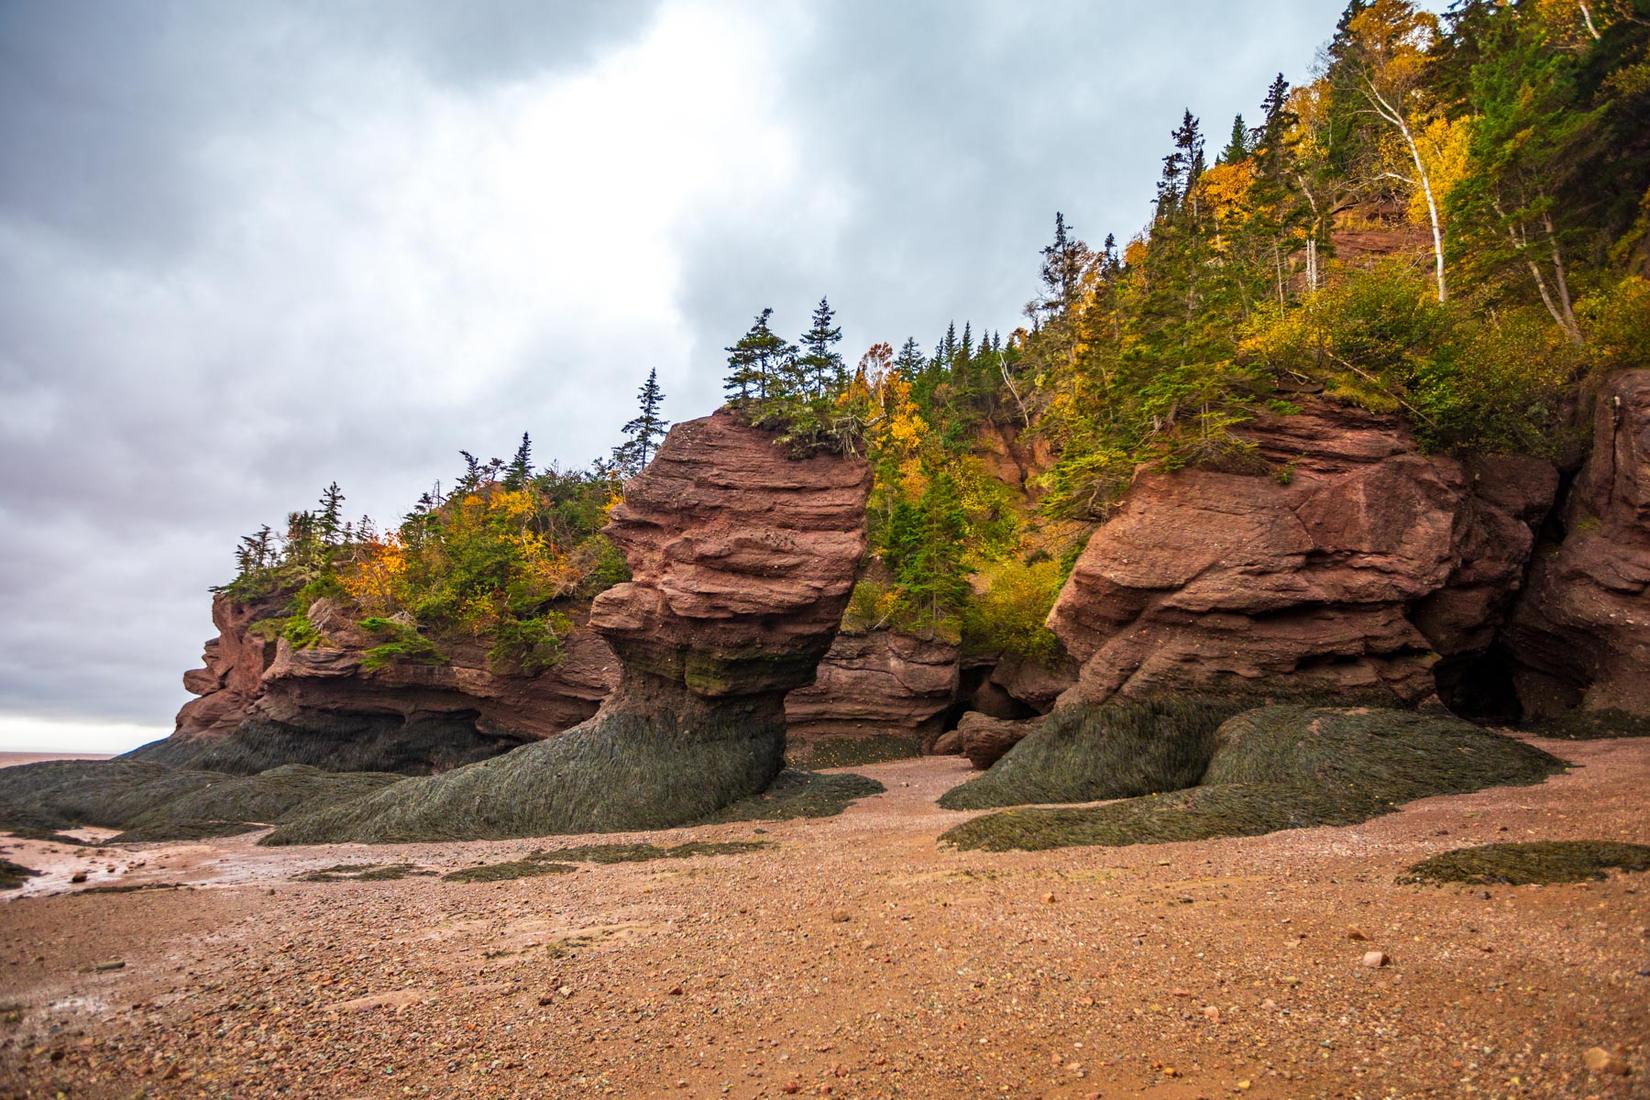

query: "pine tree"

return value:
[1218, 114, 1250, 164]
[613, 368, 669, 476]
[1039, 212, 1092, 316]
[503, 432, 533, 490]
[317, 482, 345, 546]
[796, 297, 845, 397]
[723, 308, 792, 404]
[892, 337, 925, 380]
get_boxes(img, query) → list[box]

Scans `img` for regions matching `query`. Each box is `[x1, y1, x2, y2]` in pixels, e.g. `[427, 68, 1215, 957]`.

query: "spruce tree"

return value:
[796, 296, 845, 397]
[723, 308, 792, 404]
[892, 337, 925, 380]
[613, 368, 669, 476]
[503, 432, 533, 490]
[317, 482, 345, 546]
[1219, 114, 1250, 164]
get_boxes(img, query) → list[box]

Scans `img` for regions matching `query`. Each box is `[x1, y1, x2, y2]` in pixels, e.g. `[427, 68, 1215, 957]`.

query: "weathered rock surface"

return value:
[140, 593, 618, 774]
[784, 631, 960, 745]
[957, 712, 1041, 770]
[1047, 401, 1557, 709]
[268, 409, 871, 843]
[1509, 370, 1650, 719]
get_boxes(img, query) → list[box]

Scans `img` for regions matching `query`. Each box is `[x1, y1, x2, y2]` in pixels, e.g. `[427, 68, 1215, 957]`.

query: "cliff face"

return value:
[1510, 369, 1650, 719]
[144, 592, 618, 774]
[784, 631, 961, 745]
[1047, 401, 1557, 710]
[266, 409, 872, 843]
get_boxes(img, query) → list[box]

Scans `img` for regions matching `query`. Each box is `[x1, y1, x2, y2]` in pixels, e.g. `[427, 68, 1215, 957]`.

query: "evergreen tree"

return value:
[317, 482, 345, 546]
[1038, 212, 1092, 316]
[723, 308, 792, 404]
[503, 432, 533, 491]
[613, 368, 669, 476]
[1218, 114, 1250, 164]
[892, 337, 926, 380]
[796, 296, 845, 397]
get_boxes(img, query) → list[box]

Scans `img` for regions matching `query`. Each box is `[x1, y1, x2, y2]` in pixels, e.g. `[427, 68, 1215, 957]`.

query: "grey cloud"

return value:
[1, 1, 1354, 747]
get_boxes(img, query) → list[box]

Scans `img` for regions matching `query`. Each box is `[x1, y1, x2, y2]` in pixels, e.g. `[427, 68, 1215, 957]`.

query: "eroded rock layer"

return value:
[1047, 401, 1557, 709]
[1509, 369, 1650, 720]
[268, 409, 870, 843]
[136, 594, 617, 775]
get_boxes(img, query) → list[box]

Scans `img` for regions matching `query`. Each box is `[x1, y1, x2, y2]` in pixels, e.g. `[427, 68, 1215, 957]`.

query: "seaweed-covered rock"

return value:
[269, 409, 871, 844]
[941, 706, 1564, 851]
[1509, 369, 1650, 721]
[0, 759, 403, 840]
[939, 698, 1238, 810]
[1046, 401, 1555, 709]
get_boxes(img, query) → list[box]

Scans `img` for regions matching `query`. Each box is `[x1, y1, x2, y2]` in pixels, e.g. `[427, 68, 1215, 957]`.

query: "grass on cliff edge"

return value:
[938, 697, 1244, 811]
[942, 706, 1565, 852]
[1401, 841, 1650, 885]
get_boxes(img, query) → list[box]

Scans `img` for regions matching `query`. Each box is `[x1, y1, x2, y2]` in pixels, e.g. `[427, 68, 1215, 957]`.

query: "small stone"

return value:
[1347, 928, 1368, 942]
[558, 985, 573, 998]
[1583, 1047, 1629, 1076]
[1361, 951, 1389, 969]
[70, 873, 88, 884]
[1042, 892, 1057, 904]
[1202, 1005, 1221, 1024]
[830, 911, 851, 923]
[668, 986, 684, 996]
[93, 961, 125, 973]
[1236, 1079, 1252, 1091]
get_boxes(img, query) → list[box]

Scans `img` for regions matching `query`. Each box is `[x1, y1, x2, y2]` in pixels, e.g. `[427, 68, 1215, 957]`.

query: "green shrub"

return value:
[961, 557, 1066, 663]
[358, 617, 443, 672]
[487, 611, 570, 675]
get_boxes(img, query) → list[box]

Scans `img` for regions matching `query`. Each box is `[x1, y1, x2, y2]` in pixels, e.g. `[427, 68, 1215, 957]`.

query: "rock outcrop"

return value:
[138, 593, 618, 774]
[956, 712, 1040, 769]
[267, 409, 871, 843]
[1509, 370, 1650, 719]
[1047, 401, 1557, 709]
[784, 631, 960, 748]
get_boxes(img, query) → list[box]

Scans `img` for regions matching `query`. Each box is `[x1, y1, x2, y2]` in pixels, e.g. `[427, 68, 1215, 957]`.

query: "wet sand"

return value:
[1, 735, 1646, 1098]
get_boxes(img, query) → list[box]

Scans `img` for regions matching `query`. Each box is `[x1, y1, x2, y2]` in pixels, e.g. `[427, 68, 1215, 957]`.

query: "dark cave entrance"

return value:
[1434, 644, 1523, 725]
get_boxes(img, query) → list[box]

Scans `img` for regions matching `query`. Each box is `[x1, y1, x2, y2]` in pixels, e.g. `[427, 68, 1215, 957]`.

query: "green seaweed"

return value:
[1401, 840, 1650, 885]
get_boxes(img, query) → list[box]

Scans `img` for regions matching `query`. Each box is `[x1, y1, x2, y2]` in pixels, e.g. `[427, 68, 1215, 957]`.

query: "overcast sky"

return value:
[1, 0, 1385, 753]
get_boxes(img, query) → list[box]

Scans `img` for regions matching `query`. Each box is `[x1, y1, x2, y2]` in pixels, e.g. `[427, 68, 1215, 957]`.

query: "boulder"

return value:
[1509, 370, 1650, 719]
[958, 712, 1041, 770]
[267, 409, 871, 844]
[1047, 401, 1556, 709]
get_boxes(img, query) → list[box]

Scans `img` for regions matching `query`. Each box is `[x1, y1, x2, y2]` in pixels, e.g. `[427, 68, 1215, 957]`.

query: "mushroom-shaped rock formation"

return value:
[268, 409, 871, 844]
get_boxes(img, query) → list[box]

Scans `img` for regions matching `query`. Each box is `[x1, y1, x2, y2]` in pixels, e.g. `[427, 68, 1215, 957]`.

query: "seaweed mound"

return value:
[268, 410, 871, 845]
[937, 698, 1242, 810]
[0, 759, 403, 841]
[942, 706, 1564, 851]
[1402, 840, 1650, 885]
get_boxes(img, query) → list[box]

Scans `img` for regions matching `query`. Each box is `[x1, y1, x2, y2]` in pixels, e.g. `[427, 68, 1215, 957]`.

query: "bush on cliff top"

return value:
[942, 706, 1565, 852]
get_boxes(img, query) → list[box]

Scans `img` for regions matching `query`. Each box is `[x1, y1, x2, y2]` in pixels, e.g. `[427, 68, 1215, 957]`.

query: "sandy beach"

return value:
[1, 734, 1645, 1098]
